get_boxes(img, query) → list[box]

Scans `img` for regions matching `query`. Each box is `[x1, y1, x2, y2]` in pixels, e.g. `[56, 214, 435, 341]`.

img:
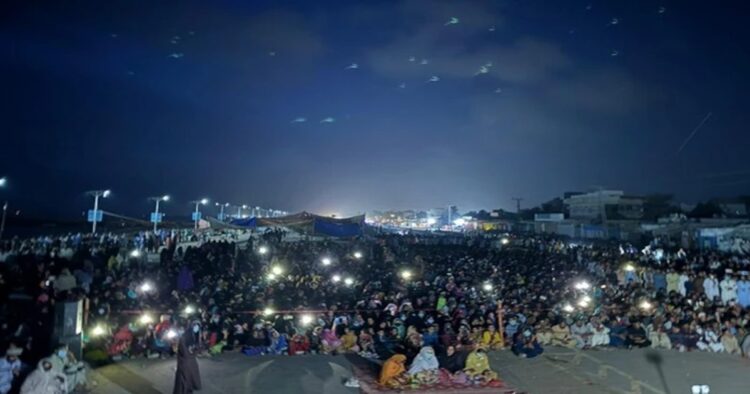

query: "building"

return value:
[564, 190, 643, 221]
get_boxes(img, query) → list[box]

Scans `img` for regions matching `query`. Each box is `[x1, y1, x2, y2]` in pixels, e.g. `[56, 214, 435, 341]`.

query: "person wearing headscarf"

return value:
[407, 346, 439, 385]
[511, 329, 544, 358]
[0, 347, 22, 394]
[267, 329, 288, 355]
[173, 334, 202, 394]
[49, 345, 86, 393]
[463, 346, 497, 384]
[20, 358, 66, 394]
[320, 329, 341, 354]
[481, 325, 503, 350]
[379, 354, 409, 389]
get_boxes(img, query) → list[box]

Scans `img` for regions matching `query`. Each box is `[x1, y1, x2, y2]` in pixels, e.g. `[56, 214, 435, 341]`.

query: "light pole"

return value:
[148, 195, 170, 232]
[216, 202, 229, 221]
[0, 177, 7, 241]
[191, 198, 209, 229]
[86, 189, 110, 234]
[237, 204, 248, 218]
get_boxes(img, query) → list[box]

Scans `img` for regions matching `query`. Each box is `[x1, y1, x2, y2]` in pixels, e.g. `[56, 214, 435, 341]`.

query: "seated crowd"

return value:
[1, 228, 750, 392]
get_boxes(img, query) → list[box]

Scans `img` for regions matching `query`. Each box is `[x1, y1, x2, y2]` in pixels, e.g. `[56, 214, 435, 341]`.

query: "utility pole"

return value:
[512, 197, 523, 213]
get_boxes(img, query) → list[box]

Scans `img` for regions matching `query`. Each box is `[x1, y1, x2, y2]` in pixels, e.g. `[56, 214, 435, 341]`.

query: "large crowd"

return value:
[1, 227, 750, 392]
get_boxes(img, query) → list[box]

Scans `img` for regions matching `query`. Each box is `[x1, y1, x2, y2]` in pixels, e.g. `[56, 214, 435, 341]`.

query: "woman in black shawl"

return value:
[173, 333, 202, 394]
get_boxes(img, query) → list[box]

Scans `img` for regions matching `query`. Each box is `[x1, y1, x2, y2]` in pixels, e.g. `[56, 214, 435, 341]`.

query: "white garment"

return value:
[720, 278, 737, 304]
[696, 330, 724, 353]
[703, 277, 719, 300]
[591, 326, 610, 347]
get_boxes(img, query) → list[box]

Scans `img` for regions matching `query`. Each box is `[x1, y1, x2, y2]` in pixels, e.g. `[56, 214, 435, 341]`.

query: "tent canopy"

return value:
[230, 211, 364, 237]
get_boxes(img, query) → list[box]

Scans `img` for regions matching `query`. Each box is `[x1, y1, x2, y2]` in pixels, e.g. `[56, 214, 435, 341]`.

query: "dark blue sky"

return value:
[2, 0, 749, 220]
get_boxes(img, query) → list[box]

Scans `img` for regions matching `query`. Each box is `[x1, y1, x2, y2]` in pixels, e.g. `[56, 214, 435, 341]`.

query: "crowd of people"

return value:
[1, 226, 750, 392]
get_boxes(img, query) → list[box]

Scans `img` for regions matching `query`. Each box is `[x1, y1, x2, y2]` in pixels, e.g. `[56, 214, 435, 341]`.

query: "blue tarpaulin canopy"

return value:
[229, 212, 363, 237]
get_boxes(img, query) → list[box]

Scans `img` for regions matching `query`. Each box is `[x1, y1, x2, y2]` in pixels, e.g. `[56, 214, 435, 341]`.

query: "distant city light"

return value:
[453, 218, 466, 226]
[426, 217, 437, 225]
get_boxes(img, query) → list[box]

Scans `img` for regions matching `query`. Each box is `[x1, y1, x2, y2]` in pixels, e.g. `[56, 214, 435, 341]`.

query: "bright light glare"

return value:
[482, 283, 493, 291]
[271, 265, 283, 275]
[574, 281, 591, 290]
[563, 304, 575, 313]
[453, 218, 466, 226]
[130, 249, 141, 258]
[0, 177, 6, 187]
[426, 217, 437, 225]
[162, 195, 170, 201]
[258, 246, 268, 255]
[577, 299, 589, 307]
[301, 314, 313, 326]
[353, 252, 363, 259]
[92, 325, 105, 337]
[624, 264, 635, 272]
[582, 295, 592, 303]
[102, 190, 111, 198]
[139, 282, 153, 293]
[200, 198, 209, 205]
[184, 305, 195, 315]
[165, 329, 177, 339]
[266, 273, 277, 281]
[640, 301, 652, 310]
[139, 314, 153, 324]
[332, 274, 341, 283]
[400, 270, 413, 280]
[501, 238, 510, 245]
[263, 307, 274, 316]
[321, 257, 332, 266]
[344, 277, 354, 286]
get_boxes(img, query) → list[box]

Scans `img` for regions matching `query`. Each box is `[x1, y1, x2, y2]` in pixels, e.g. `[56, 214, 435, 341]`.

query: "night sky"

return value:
[2, 0, 750, 220]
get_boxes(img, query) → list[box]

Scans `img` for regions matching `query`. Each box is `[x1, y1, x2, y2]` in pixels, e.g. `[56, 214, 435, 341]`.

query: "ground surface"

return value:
[89, 347, 750, 394]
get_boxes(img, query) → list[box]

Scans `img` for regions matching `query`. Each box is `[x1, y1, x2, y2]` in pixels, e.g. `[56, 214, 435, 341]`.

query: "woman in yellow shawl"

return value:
[481, 325, 504, 350]
[379, 354, 409, 388]
[464, 346, 497, 384]
[340, 328, 359, 353]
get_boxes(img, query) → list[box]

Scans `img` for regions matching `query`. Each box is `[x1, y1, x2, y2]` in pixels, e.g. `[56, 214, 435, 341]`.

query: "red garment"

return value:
[289, 335, 310, 355]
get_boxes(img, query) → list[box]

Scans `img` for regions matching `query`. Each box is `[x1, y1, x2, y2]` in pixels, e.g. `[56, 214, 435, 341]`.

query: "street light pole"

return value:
[87, 190, 110, 234]
[191, 198, 208, 230]
[149, 195, 169, 233]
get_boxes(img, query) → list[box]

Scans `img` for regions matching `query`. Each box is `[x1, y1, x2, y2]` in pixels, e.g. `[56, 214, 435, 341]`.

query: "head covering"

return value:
[407, 346, 439, 375]
[379, 354, 407, 385]
[6, 346, 23, 357]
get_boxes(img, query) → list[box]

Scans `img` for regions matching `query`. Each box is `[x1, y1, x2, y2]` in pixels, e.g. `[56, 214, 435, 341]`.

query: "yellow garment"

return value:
[551, 325, 576, 348]
[379, 354, 406, 385]
[481, 330, 503, 348]
[341, 332, 357, 351]
[464, 350, 493, 378]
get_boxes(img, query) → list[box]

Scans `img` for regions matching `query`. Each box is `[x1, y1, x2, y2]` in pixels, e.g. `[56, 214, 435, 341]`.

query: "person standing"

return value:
[174, 334, 202, 394]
